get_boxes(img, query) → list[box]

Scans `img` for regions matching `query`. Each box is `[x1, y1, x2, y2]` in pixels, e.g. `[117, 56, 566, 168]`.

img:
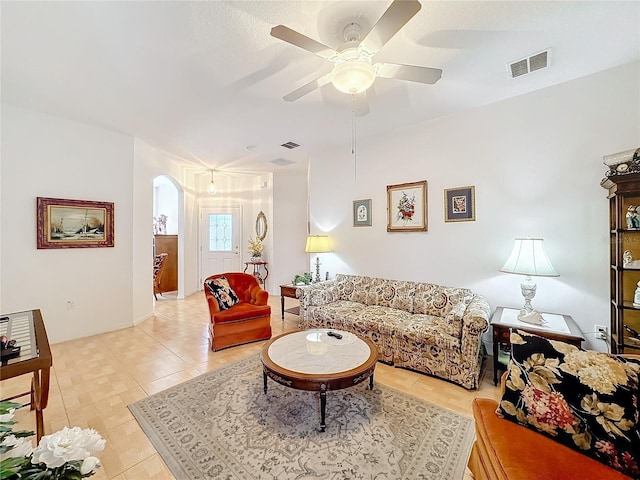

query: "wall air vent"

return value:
[281, 141, 300, 149]
[508, 49, 551, 79]
[270, 158, 295, 166]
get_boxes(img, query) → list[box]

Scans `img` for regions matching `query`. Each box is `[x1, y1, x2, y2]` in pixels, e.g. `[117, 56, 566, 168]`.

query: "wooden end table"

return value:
[280, 284, 299, 320]
[0, 309, 52, 441]
[261, 329, 378, 432]
[491, 306, 584, 386]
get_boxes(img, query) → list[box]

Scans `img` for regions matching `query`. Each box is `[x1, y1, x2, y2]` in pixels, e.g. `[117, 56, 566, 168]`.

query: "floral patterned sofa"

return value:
[297, 274, 490, 389]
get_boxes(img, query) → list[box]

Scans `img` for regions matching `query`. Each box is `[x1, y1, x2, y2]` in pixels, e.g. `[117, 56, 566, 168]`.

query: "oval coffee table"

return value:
[261, 329, 378, 432]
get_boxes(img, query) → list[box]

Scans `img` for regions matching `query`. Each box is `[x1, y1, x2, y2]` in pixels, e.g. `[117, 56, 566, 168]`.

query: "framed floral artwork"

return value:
[386, 181, 427, 232]
[444, 186, 475, 222]
[353, 199, 372, 227]
[37, 197, 114, 249]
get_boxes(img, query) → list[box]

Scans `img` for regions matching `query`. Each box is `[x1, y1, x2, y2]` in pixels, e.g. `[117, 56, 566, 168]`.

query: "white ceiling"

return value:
[2, 1, 639, 175]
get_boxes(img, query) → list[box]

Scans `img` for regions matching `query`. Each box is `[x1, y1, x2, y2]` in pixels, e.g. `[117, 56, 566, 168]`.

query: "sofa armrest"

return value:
[461, 294, 490, 338]
[296, 280, 338, 310]
[457, 294, 491, 387]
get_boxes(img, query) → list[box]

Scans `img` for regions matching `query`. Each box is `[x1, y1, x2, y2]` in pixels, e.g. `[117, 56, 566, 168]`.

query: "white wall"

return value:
[0, 104, 135, 343]
[273, 168, 309, 289]
[309, 62, 640, 351]
[133, 140, 198, 322]
[153, 176, 179, 235]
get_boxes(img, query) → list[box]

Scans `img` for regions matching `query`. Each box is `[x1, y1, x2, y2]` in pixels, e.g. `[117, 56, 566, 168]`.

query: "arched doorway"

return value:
[152, 175, 185, 299]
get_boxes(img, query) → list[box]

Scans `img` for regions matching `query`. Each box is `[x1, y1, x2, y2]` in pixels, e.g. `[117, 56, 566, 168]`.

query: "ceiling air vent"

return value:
[281, 141, 300, 149]
[508, 49, 550, 79]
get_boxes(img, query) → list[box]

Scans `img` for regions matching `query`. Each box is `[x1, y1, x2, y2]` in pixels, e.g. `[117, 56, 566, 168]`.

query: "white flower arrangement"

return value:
[0, 401, 105, 479]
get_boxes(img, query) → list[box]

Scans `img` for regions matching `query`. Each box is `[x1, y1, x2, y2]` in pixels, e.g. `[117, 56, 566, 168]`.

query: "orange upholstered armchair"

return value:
[203, 272, 272, 351]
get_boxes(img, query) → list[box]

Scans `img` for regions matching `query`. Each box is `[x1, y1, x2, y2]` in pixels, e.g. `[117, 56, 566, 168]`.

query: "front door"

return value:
[200, 207, 242, 284]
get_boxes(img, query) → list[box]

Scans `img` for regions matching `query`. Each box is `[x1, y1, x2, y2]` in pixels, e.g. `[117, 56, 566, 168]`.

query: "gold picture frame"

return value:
[444, 186, 476, 222]
[37, 197, 114, 249]
[386, 181, 427, 232]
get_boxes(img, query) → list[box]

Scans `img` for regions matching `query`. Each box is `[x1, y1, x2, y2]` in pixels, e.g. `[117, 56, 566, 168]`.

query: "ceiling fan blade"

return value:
[353, 92, 370, 117]
[375, 63, 442, 84]
[359, 0, 422, 56]
[270, 25, 338, 60]
[283, 73, 333, 102]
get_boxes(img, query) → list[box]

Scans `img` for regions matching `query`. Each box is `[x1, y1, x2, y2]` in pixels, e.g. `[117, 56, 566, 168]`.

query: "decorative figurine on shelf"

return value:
[624, 324, 640, 343]
[517, 310, 546, 325]
[624, 250, 633, 266]
[627, 205, 640, 229]
[153, 214, 168, 234]
[634, 281, 640, 307]
[0, 335, 20, 361]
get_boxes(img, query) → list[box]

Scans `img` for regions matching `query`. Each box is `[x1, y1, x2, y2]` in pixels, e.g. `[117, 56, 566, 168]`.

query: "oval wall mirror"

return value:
[256, 211, 267, 241]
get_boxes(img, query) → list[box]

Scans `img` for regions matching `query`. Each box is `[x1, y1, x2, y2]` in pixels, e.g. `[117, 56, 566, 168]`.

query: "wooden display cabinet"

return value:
[603, 160, 640, 354]
[154, 234, 178, 293]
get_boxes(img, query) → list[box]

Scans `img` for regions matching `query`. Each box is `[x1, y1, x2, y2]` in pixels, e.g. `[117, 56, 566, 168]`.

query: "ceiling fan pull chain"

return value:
[352, 94, 357, 180]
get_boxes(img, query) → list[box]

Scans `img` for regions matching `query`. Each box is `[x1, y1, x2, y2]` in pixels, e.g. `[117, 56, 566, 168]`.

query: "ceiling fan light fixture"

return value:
[331, 60, 375, 95]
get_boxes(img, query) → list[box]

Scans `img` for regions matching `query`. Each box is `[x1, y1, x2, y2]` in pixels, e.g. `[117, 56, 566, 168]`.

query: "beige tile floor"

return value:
[1, 292, 500, 480]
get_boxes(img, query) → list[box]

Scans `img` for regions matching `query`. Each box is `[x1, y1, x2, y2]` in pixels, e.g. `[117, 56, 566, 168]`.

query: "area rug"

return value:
[128, 354, 474, 480]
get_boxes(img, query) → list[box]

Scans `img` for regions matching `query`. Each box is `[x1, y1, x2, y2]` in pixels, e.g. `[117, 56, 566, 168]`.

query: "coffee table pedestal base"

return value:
[263, 369, 375, 432]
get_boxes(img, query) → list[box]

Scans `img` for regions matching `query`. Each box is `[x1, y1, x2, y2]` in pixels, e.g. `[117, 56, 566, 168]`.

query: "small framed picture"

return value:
[387, 180, 427, 232]
[353, 199, 372, 227]
[444, 186, 476, 222]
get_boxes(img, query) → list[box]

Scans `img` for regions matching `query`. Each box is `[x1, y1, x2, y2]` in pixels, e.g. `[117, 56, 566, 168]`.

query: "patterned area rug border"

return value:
[129, 354, 474, 480]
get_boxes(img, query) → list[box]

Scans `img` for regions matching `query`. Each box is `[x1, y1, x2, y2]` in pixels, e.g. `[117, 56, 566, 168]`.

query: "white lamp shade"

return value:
[305, 235, 331, 253]
[500, 237, 559, 277]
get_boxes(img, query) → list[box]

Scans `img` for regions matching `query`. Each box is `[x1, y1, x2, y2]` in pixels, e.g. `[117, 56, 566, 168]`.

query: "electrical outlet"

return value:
[595, 325, 608, 340]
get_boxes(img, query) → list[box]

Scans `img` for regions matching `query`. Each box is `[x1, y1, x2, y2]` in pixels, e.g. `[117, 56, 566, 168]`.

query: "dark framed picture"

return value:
[387, 180, 427, 232]
[37, 197, 114, 249]
[444, 186, 475, 222]
[353, 199, 372, 227]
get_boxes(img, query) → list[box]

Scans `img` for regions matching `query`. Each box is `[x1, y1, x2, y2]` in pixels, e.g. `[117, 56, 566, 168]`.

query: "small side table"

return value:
[280, 284, 299, 320]
[491, 306, 584, 386]
[243, 261, 269, 288]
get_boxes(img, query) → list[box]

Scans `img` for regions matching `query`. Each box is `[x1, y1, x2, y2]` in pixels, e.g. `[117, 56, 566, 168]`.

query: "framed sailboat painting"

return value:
[37, 197, 114, 249]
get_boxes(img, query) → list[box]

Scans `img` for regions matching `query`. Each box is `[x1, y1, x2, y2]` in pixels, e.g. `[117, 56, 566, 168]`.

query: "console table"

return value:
[0, 309, 52, 441]
[244, 261, 268, 288]
[491, 306, 583, 385]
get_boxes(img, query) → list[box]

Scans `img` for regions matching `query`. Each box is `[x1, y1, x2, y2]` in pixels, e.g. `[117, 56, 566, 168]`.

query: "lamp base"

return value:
[313, 257, 322, 283]
[517, 309, 546, 325]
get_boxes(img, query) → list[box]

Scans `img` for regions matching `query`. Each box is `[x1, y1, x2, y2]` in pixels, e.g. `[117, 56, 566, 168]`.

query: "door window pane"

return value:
[209, 214, 232, 251]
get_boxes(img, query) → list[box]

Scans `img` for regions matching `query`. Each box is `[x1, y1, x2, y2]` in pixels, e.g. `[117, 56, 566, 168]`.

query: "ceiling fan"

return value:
[270, 0, 442, 114]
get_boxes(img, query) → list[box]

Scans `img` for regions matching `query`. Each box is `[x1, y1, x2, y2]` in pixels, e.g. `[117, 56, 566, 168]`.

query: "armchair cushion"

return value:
[212, 303, 271, 324]
[205, 276, 239, 310]
[496, 330, 640, 478]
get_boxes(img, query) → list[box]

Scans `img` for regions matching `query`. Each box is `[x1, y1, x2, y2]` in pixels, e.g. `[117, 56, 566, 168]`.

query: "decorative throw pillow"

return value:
[205, 276, 239, 311]
[496, 330, 640, 478]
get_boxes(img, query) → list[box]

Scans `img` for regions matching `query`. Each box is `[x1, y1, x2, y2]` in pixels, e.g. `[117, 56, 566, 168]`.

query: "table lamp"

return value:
[500, 237, 559, 324]
[305, 235, 331, 283]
